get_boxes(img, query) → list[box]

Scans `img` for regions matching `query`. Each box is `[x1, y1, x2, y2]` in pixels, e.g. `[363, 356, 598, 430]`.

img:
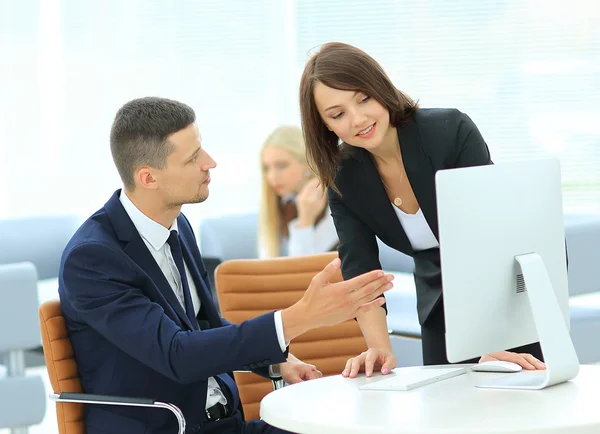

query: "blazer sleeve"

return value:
[199, 265, 286, 380]
[61, 242, 288, 385]
[328, 190, 381, 278]
[329, 188, 390, 307]
[192, 222, 288, 378]
[451, 111, 493, 168]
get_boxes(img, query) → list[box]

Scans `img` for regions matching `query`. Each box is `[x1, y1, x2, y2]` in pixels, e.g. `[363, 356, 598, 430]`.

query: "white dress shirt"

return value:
[120, 192, 287, 410]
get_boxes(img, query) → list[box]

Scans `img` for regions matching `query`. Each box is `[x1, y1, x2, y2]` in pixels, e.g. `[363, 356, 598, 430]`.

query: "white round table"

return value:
[260, 364, 600, 433]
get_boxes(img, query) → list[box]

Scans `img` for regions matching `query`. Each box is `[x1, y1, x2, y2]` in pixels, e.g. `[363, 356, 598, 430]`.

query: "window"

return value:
[1, 0, 598, 224]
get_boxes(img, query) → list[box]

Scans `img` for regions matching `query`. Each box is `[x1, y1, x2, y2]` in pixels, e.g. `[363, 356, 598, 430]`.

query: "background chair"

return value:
[0, 214, 82, 367]
[39, 300, 186, 434]
[199, 212, 259, 261]
[215, 252, 367, 421]
[0, 262, 46, 433]
[564, 217, 600, 297]
[564, 217, 600, 363]
[198, 212, 258, 311]
[0, 215, 81, 281]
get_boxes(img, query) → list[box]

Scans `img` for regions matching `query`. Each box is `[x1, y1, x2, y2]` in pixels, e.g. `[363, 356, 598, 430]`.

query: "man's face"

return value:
[152, 123, 217, 207]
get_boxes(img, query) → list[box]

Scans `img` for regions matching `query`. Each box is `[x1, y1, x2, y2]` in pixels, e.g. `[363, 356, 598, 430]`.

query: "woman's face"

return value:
[262, 146, 308, 197]
[313, 82, 393, 151]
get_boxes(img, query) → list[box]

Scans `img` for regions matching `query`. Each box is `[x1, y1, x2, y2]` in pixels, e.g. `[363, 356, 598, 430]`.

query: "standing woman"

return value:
[259, 125, 339, 258]
[298, 42, 545, 376]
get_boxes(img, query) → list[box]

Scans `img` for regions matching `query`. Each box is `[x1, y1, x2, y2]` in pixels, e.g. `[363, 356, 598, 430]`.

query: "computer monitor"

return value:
[436, 158, 579, 390]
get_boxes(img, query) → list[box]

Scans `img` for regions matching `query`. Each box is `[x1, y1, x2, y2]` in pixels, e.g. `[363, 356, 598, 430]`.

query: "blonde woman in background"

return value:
[259, 125, 339, 257]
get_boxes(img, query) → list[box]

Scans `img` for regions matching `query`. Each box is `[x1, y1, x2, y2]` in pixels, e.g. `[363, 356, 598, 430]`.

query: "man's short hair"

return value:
[110, 97, 196, 189]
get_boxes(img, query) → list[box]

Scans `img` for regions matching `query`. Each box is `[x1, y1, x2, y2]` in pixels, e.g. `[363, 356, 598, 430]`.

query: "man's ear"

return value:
[136, 166, 158, 190]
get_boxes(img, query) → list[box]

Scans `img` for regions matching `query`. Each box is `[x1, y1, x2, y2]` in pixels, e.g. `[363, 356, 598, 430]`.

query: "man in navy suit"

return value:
[58, 97, 394, 434]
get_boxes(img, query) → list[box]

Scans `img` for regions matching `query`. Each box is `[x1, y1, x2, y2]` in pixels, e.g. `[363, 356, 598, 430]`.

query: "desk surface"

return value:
[260, 364, 600, 434]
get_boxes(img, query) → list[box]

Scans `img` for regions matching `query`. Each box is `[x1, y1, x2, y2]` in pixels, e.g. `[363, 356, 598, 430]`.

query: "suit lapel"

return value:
[355, 150, 414, 254]
[178, 217, 221, 328]
[397, 120, 440, 240]
[105, 191, 194, 330]
[124, 237, 194, 331]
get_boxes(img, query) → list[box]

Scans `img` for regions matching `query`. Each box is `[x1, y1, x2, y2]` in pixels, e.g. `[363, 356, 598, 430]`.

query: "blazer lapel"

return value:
[124, 237, 195, 331]
[356, 150, 415, 254]
[105, 190, 194, 330]
[397, 120, 440, 240]
[178, 220, 221, 328]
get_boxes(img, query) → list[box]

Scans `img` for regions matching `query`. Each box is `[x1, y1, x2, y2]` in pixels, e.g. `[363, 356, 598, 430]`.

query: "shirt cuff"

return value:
[273, 310, 289, 352]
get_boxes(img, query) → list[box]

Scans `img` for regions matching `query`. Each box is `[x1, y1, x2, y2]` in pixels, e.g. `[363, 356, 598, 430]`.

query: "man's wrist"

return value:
[281, 301, 313, 342]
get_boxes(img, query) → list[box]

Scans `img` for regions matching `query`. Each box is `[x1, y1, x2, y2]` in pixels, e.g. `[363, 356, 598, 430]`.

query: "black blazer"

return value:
[328, 108, 493, 324]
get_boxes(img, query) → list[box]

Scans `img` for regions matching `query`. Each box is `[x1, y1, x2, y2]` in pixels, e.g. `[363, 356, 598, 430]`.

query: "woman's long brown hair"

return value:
[299, 42, 418, 194]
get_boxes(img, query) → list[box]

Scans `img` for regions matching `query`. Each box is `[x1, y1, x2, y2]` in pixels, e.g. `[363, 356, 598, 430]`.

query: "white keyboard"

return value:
[359, 366, 466, 391]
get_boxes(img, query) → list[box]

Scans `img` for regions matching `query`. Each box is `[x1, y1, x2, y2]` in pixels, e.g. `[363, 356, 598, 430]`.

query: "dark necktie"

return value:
[166, 230, 199, 330]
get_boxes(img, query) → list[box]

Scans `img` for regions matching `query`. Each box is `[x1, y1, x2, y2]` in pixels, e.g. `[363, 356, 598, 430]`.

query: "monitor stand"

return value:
[476, 253, 580, 390]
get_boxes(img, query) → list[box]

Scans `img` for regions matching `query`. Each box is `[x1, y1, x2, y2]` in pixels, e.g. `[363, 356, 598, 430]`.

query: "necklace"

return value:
[380, 171, 404, 208]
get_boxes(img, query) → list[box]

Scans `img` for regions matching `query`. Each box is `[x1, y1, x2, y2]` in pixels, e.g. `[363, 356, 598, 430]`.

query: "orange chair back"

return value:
[215, 252, 367, 420]
[39, 300, 86, 434]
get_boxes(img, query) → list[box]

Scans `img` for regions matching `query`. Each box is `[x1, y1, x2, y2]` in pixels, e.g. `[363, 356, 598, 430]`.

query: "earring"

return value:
[304, 169, 312, 178]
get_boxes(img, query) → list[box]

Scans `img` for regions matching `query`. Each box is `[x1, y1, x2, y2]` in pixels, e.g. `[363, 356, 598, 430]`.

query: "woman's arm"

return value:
[328, 189, 394, 356]
[452, 111, 493, 168]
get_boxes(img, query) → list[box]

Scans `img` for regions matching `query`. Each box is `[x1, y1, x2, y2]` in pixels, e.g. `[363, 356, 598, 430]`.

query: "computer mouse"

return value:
[471, 361, 522, 373]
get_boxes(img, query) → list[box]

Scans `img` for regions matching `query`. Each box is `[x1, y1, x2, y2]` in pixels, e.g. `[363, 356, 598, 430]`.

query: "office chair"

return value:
[215, 252, 367, 420]
[39, 300, 186, 434]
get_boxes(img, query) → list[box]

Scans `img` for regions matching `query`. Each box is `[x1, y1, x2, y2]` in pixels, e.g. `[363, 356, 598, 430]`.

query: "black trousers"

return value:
[202, 408, 295, 434]
[421, 300, 544, 365]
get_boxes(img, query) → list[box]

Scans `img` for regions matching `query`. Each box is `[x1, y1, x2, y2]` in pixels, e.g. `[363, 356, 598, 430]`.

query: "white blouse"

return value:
[287, 207, 339, 257]
[391, 206, 439, 252]
[258, 206, 339, 258]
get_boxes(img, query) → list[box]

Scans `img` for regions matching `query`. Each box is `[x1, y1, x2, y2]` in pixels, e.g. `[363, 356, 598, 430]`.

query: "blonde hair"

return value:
[259, 125, 307, 257]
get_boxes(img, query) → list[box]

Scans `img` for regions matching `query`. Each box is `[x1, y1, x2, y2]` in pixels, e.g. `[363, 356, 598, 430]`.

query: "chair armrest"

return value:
[50, 393, 185, 434]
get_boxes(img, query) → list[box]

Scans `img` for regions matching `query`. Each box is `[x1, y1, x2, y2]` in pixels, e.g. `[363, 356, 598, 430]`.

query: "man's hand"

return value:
[278, 354, 323, 384]
[342, 348, 397, 378]
[479, 351, 546, 370]
[281, 258, 395, 342]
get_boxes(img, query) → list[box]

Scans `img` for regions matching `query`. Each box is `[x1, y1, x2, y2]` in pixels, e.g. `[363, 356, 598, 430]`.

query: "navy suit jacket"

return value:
[58, 190, 287, 434]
